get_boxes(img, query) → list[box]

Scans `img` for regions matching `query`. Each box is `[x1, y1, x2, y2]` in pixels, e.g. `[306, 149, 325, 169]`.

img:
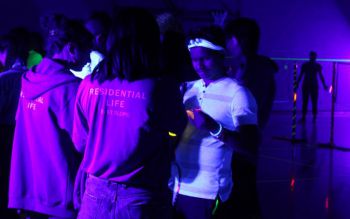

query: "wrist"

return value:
[210, 122, 223, 137]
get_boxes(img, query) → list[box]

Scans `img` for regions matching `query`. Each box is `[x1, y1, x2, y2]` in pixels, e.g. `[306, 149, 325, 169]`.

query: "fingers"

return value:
[186, 110, 194, 120]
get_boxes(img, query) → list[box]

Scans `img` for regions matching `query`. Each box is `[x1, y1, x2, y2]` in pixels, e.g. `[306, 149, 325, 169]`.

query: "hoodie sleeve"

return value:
[56, 82, 81, 137]
[72, 83, 89, 153]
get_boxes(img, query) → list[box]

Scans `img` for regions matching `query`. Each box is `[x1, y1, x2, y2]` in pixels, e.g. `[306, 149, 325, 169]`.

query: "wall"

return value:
[240, 0, 350, 112]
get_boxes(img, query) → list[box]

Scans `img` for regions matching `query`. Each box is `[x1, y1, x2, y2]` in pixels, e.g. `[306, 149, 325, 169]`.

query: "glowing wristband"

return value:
[168, 132, 177, 137]
[210, 123, 223, 137]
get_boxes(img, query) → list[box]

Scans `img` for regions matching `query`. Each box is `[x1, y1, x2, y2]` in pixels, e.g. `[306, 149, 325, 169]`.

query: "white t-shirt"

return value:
[170, 77, 257, 202]
[70, 50, 104, 79]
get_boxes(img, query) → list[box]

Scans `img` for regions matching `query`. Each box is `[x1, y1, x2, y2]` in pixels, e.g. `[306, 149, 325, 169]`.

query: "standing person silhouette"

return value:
[218, 17, 278, 219]
[297, 51, 328, 122]
[169, 25, 258, 219]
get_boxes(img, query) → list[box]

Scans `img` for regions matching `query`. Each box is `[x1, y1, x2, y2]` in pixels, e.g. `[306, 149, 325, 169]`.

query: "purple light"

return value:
[290, 177, 295, 191]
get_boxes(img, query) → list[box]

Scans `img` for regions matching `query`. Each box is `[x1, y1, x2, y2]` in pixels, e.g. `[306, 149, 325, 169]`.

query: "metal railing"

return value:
[271, 57, 350, 150]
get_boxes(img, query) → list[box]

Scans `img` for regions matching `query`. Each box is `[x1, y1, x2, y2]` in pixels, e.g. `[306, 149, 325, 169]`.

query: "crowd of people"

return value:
[0, 7, 279, 219]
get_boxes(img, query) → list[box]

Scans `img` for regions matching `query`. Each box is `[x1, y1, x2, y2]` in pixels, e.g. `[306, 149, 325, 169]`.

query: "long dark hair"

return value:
[92, 7, 161, 82]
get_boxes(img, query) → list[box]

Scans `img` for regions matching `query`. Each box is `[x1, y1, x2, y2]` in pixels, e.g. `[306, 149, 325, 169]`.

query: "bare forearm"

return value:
[318, 72, 327, 87]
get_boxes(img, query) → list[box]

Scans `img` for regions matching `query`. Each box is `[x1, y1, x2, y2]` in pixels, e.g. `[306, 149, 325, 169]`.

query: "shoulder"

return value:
[214, 77, 243, 91]
[80, 75, 93, 87]
[52, 71, 82, 97]
[219, 78, 256, 105]
[183, 79, 202, 97]
[209, 78, 253, 103]
[76, 75, 100, 98]
[0, 69, 25, 79]
[185, 79, 202, 90]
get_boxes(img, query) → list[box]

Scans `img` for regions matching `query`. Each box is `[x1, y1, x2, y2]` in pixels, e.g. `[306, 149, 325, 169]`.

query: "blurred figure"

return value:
[8, 14, 92, 219]
[157, 12, 198, 85]
[71, 11, 111, 79]
[297, 51, 328, 122]
[0, 27, 31, 219]
[170, 25, 258, 219]
[84, 11, 111, 71]
[223, 17, 278, 219]
[225, 17, 277, 129]
[0, 28, 30, 73]
[85, 11, 110, 55]
[73, 8, 186, 219]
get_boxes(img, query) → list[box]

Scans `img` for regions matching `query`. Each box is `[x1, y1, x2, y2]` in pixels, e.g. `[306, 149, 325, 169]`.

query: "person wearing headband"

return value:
[169, 25, 258, 219]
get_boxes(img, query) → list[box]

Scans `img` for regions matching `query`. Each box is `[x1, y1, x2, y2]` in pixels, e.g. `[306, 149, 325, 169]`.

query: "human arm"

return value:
[72, 84, 89, 153]
[318, 65, 328, 90]
[71, 83, 89, 209]
[188, 108, 260, 157]
[296, 65, 305, 89]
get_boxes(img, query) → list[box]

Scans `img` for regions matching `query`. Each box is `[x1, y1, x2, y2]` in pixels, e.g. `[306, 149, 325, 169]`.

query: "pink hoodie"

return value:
[9, 58, 81, 218]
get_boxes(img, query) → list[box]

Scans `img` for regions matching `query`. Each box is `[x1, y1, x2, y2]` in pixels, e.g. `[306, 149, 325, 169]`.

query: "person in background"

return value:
[0, 28, 30, 73]
[71, 11, 111, 79]
[156, 12, 198, 86]
[224, 17, 277, 129]
[170, 25, 258, 219]
[8, 14, 92, 219]
[297, 51, 328, 122]
[0, 34, 13, 73]
[220, 17, 278, 219]
[73, 7, 187, 219]
[0, 27, 31, 219]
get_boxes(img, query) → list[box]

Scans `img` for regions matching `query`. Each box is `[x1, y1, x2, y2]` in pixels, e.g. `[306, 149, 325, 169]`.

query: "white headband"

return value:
[187, 38, 225, 52]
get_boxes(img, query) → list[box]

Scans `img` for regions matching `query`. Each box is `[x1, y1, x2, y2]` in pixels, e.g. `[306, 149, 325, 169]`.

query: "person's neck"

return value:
[203, 75, 224, 87]
[227, 54, 246, 77]
[50, 57, 70, 68]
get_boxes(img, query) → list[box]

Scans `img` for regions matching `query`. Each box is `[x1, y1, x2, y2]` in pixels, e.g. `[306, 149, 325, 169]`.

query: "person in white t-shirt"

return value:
[170, 25, 259, 219]
[71, 12, 110, 78]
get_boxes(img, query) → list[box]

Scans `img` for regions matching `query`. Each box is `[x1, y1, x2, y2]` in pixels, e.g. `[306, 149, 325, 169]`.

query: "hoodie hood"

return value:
[22, 57, 80, 100]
